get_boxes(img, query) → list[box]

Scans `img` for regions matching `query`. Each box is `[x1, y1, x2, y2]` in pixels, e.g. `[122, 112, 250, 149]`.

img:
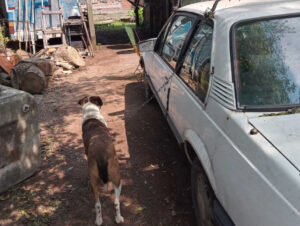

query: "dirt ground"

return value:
[0, 36, 196, 225]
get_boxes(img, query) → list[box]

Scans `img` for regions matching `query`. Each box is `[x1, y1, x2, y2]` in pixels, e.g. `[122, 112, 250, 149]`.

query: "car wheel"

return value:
[191, 158, 215, 226]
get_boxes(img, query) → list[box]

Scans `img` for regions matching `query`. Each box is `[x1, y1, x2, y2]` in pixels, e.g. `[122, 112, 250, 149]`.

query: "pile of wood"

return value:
[0, 46, 85, 94]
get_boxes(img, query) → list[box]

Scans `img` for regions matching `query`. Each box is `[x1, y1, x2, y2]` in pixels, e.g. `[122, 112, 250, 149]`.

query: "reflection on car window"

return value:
[236, 17, 300, 107]
[162, 16, 195, 69]
[180, 23, 213, 102]
[156, 20, 172, 54]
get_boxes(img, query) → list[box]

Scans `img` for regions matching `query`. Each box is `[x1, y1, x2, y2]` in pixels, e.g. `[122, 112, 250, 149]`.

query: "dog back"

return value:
[82, 118, 116, 183]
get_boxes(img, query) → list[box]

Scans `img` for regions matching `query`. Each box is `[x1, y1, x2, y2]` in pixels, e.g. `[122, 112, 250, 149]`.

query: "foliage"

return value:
[95, 21, 136, 31]
[138, 7, 144, 24]
[128, 9, 135, 18]
[128, 7, 144, 25]
[0, 25, 9, 50]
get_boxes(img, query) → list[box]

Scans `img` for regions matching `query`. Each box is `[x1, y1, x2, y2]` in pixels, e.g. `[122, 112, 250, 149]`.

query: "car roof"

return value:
[180, 0, 300, 26]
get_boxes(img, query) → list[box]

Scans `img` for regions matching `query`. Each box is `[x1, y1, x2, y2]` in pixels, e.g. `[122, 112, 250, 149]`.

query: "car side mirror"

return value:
[138, 38, 157, 53]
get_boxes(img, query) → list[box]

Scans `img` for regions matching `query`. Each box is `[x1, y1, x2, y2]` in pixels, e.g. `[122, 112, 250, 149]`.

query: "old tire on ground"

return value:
[191, 158, 215, 226]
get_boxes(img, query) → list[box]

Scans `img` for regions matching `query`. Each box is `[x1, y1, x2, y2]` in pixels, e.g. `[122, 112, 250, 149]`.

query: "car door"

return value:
[168, 20, 213, 139]
[167, 19, 218, 182]
[146, 14, 197, 112]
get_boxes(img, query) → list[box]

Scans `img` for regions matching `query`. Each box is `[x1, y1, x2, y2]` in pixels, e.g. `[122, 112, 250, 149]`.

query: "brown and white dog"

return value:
[78, 96, 124, 225]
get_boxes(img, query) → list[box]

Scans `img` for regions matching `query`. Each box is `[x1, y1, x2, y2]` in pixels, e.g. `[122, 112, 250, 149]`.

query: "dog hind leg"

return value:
[89, 159, 103, 226]
[113, 183, 124, 224]
[108, 156, 124, 223]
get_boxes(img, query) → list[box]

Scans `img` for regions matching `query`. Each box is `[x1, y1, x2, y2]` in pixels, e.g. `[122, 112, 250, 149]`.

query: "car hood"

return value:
[248, 114, 300, 171]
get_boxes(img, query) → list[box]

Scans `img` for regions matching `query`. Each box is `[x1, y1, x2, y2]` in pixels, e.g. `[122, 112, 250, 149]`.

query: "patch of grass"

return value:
[95, 21, 136, 31]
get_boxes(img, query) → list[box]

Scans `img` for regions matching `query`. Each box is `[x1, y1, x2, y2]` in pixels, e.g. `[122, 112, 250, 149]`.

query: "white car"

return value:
[141, 0, 300, 225]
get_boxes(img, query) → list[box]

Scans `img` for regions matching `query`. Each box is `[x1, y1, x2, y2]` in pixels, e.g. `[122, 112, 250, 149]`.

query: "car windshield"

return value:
[234, 16, 300, 109]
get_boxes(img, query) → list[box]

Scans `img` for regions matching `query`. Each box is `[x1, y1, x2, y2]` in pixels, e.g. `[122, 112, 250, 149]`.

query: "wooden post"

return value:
[86, 0, 96, 50]
[18, 0, 21, 49]
[24, 0, 28, 52]
[78, 3, 94, 56]
[31, 0, 36, 54]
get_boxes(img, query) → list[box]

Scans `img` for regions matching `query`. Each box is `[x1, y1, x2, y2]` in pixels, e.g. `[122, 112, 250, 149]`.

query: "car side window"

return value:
[155, 20, 172, 55]
[180, 23, 213, 103]
[161, 16, 195, 69]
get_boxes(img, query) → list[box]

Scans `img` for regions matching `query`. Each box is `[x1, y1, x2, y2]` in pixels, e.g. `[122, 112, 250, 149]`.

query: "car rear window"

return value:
[234, 16, 300, 109]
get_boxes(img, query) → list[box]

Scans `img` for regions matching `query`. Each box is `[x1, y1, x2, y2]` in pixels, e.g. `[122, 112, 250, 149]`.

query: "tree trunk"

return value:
[135, 0, 140, 26]
[21, 58, 56, 76]
[10, 63, 47, 94]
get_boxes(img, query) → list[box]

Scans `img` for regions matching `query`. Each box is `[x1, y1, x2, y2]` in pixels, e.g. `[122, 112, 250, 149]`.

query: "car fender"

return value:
[183, 129, 217, 192]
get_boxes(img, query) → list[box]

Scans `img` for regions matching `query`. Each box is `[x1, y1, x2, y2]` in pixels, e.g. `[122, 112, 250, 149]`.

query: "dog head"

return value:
[78, 96, 103, 108]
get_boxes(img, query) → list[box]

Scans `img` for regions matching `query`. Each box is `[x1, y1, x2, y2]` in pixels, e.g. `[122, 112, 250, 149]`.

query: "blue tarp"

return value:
[4, 0, 79, 40]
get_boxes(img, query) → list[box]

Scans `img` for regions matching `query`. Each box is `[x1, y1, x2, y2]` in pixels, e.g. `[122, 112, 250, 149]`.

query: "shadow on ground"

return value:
[96, 29, 154, 45]
[0, 39, 195, 225]
[121, 82, 195, 225]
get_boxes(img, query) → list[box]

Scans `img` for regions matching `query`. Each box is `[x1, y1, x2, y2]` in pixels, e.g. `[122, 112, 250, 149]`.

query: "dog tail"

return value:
[97, 157, 109, 184]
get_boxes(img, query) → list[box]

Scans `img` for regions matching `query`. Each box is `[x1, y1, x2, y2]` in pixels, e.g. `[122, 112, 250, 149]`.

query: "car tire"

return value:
[191, 158, 215, 226]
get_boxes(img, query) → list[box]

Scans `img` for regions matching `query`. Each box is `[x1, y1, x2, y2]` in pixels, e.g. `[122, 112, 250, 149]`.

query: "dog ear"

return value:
[89, 96, 103, 107]
[78, 96, 89, 105]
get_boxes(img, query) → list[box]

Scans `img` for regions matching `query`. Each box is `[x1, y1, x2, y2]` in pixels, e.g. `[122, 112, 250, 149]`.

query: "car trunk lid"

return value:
[248, 114, 300, 171]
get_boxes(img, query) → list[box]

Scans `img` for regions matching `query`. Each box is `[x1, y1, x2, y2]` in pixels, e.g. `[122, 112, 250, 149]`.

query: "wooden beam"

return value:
[24, 0, 28, 51]
[86, 0, 97, 50]
[18, 0, 21, 49]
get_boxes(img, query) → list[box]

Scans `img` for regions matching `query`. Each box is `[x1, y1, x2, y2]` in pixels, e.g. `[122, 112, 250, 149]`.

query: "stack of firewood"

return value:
[0, 46, 85, 94]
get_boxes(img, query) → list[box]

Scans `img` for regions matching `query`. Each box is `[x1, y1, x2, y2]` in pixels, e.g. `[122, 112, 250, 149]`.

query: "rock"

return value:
[0, 56, 13, 74]
[55, 60, 74, 70]
[0, 72, 11, 87]
[53, 67, 64, 77]
[20, 58, 56, 76]
[0, 85, 40, 193]
[10, 63, 47, 94]
[54, 46, 85, 67]
[16, 49, 30, 60]
[62, 70, 72, 75]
